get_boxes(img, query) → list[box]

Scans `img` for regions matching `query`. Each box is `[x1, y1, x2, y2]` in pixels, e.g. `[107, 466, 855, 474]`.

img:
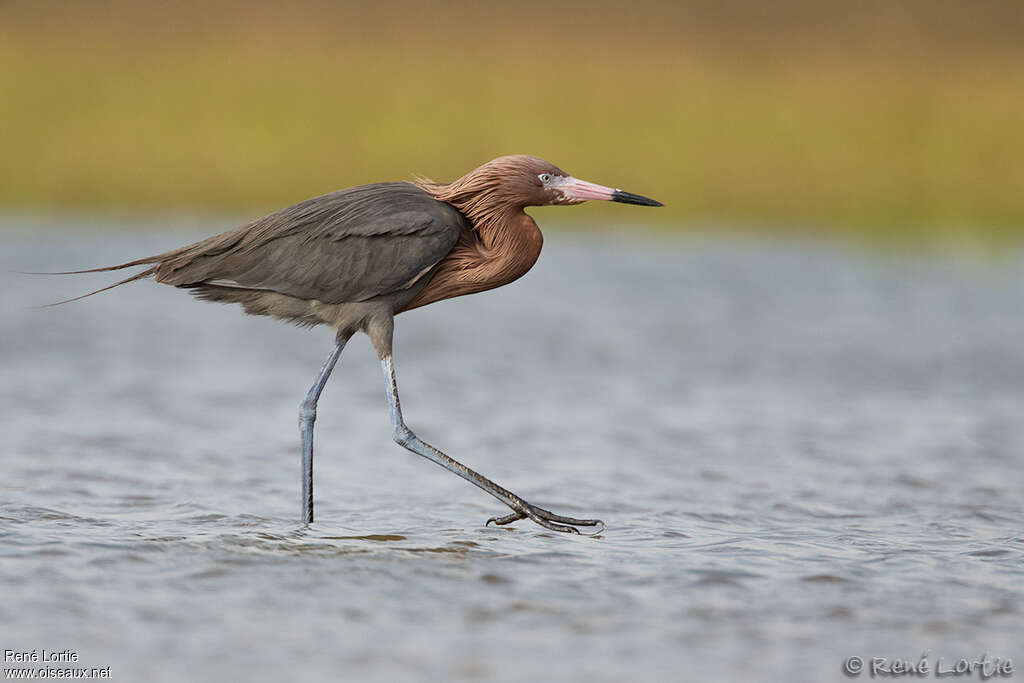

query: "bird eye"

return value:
[538, 173, 551, 183]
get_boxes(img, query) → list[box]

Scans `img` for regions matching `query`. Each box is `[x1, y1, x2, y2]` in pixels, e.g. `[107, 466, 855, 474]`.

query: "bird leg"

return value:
[379, 355, 603, 535]
[299, 335, 348, 524]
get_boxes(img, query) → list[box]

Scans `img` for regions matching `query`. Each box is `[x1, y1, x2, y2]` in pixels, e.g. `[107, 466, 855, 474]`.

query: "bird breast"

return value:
[400, 211, 543, 311]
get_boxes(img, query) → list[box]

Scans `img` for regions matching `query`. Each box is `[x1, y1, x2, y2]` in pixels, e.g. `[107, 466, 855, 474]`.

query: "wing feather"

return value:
[154, 182, 465, 304]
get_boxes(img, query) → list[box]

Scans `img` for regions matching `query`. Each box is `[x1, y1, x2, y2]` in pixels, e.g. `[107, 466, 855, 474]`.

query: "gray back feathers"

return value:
[154, 182, 466, 304]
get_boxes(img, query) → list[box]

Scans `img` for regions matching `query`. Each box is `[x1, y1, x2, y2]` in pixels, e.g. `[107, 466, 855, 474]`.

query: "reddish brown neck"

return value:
[473, 206, 544, 284]
[401, 189, 543, 311]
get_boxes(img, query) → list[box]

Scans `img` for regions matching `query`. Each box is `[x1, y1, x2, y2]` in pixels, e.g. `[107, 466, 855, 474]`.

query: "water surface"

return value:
[2, 225, 1022, 681]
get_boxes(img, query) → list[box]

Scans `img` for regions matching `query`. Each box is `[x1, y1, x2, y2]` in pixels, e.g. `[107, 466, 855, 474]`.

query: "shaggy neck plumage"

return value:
[416, 163, 530, 252]
[403, 163, 544, 311]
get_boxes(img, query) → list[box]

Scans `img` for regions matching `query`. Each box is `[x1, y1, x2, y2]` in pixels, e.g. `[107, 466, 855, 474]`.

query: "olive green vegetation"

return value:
[2, 1, 1023, 241]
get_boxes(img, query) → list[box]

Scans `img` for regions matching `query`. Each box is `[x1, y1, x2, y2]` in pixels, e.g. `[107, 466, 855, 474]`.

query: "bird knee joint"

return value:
[393, 426, 413, 447]
[299, 403, 317, 422]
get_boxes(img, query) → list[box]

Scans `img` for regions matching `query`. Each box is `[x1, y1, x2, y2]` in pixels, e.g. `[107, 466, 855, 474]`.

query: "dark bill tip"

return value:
[611, 190, 663, 207]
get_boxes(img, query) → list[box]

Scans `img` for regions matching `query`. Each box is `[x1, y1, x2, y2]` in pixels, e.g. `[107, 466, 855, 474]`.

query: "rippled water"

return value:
[2, 223, 1022, 682]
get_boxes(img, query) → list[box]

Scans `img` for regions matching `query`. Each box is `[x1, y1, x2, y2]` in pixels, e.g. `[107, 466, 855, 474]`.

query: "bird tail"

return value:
[25, 253, 165, 276]
[42, 266, 160, 307]
[28, 254, 167, 307]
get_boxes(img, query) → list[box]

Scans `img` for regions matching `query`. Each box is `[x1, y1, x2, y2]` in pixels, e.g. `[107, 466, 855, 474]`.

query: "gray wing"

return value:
[154, 182, 465, 303]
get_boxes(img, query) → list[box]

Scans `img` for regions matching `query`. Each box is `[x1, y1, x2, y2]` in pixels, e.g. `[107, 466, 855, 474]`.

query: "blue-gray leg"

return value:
[380, 355, 603, 534]
[299, 336, 348, 524]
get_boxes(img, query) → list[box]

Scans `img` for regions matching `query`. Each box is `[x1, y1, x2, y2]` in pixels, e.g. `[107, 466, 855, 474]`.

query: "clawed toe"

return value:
[485, 503, 604, 535]
[486, 511, 526, 526]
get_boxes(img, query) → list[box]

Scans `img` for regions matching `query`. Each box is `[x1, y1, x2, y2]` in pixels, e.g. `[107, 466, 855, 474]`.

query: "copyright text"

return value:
[843, 653, 1014, 679]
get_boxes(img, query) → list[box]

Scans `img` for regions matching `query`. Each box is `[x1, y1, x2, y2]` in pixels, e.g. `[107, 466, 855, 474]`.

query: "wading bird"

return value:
[56, 156, 662, 533]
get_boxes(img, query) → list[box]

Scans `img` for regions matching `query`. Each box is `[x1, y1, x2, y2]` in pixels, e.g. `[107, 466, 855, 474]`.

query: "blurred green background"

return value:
[2, 0, 1022, 241]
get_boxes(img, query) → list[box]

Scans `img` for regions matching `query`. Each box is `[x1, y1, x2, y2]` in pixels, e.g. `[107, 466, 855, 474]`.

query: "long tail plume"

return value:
[23, 254, 162, 276]
[41, 266, 159, 307]
[28, 255, 164, 307]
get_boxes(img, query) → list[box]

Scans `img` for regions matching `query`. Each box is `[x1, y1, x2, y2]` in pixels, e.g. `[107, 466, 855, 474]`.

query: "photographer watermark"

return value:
[843, 652, 1014, 679]
[4, 649, 112, 679]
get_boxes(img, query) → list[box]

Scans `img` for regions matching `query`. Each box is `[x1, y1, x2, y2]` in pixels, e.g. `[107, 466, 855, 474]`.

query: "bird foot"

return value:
[486, 503, 604, 535]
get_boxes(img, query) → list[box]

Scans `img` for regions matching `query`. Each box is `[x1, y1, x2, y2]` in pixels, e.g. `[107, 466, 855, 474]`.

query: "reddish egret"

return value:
[57, 155, 662, 533]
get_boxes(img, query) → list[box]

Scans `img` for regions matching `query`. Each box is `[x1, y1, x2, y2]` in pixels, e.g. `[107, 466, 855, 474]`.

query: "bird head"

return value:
[486, 155, 663, 208]
[417, 155, 662, 218]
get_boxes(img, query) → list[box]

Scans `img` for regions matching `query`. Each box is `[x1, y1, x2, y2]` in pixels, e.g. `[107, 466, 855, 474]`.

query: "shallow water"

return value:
[2, 224, 1022, 682]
